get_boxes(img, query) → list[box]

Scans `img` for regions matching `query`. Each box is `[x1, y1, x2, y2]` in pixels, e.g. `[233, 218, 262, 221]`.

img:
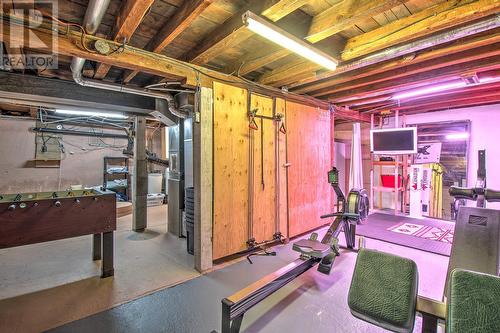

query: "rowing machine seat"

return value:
[292, 239, 330, 258]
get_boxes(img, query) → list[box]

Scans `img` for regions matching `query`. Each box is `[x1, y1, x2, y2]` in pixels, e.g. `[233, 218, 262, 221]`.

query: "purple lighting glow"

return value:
[446, 133, 469, 140]
[392, 81, 466, 100]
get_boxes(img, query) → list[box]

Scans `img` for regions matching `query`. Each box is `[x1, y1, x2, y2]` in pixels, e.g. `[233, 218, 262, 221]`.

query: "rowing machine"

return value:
[220, 167, 369, 333]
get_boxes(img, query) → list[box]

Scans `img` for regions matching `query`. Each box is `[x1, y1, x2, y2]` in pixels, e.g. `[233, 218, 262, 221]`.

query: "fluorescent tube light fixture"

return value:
[446, 133, 469, 140]
[392, 81, 466, 100]
[242, 11, 338, 71]
[56, 109, 128, 119]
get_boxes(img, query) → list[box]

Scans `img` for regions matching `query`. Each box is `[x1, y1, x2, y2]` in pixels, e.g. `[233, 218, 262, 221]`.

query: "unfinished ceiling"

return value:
[1, 0, 500, 117]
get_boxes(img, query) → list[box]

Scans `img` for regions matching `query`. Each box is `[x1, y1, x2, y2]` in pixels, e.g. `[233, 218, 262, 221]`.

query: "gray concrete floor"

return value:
[0, 205, 199, 333]
[50, 227, 449, 333]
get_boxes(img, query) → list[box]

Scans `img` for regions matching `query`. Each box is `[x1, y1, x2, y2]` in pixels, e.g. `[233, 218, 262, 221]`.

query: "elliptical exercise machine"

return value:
[221, 167, 369, 333]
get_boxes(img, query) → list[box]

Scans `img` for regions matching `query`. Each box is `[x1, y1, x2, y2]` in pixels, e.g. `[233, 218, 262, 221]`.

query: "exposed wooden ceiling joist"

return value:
[0, 18, 332, 110]
[184, 0, 311, 67]
[326, 55, 500, 101]
[93, 0, 156, 79]
[352, 78, 500, 109]
[342, 0, 500, 61]
[261, 0, 309, 22]
[232, 48, 291, 76]
[312, 42, 500, 97]
[148, 0, 213, 53]
[292, 30, 500, 94]
[256, 0, 412, 85]
[265, 0, 500, 88]
[392, 90, 500, 114]
[122, 0, 212, 83]
[259, 59, 320, 85]
[1, 0, 33, 72]
[306, 0, 411, 43]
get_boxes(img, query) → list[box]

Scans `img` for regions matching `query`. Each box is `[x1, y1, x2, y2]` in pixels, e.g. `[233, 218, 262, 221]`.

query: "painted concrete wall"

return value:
[404, 103, 500, 209]
[0, 118, 128, 193]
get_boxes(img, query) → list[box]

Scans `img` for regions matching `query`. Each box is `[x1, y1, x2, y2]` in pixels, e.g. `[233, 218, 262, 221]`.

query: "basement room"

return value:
[0, 0, 499, 332]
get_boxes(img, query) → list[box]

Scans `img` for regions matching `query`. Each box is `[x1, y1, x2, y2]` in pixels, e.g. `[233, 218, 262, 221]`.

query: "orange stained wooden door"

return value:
[286, 101, 332, 237]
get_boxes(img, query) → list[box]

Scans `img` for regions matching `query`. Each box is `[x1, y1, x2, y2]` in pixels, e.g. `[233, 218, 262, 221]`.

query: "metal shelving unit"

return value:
[103, 156, 130, 201]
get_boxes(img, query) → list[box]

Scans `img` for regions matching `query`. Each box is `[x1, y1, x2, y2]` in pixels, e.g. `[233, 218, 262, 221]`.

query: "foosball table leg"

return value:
[101, 231, 114, 278]
[92, 233, 102, 260]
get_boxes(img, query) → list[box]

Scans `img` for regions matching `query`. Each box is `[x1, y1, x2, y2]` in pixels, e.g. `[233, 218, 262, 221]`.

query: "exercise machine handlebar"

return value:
[485, 189, 500, 202]
[449, 187, 477, 200]
[320, 212, 360, 220]
[450, 186, 500, 202]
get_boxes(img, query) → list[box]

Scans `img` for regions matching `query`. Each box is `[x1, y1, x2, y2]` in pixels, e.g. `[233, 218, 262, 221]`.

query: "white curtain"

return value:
[349, 122, 364, 190]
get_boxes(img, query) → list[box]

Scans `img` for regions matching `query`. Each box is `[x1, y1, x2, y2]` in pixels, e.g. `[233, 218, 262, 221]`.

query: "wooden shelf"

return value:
[372, 161, 410, 166]
[373, 186, 404, 193]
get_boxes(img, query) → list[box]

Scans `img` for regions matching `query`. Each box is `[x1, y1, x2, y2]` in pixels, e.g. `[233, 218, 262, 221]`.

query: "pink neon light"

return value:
[392, 81, 466, 100]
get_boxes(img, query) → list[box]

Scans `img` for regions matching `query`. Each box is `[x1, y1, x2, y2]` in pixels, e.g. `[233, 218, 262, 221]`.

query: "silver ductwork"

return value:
[291, 14, 500, 90]
[70, 0, 188, 121]
[341, 14, 500, 73]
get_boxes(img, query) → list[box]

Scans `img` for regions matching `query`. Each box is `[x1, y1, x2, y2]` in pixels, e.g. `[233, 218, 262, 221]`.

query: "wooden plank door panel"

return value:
[286, 102, 332, 237]
[213, 82, 249, 259]
[250, 94, 276, 244]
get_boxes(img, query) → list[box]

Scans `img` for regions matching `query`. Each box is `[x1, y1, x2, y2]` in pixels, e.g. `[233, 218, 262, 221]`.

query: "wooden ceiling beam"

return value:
[311, 42, 500, 97]
[148, 0, 212, 53]
[232, 48, 291, 75]
[331, 105, 371, 123]
[0, 19, 331, 109]
[1, 0, 33, 72]
[184, 0, 305, 66]
[349, 81, 500, 111]
[184, 4, 261, 66]
[255, 0, 410, 85]
[342, 0, 500, 61]
[306, 0, 410, 44]
[395, 88, 500, 110]
[93, 0, 155, 80]
[266, 0, 500, 88]
[261, 0, 309, 22]
[292, 30, 500, 94]
[217, 0, 312, 74]
[219, 0, 364, 77]
[184, 14, 252, 65]
[121, 0, 212, 83]
[259, 58, 320, 85]
[393, 92, 500, 114]
[325, 55, 500, 101]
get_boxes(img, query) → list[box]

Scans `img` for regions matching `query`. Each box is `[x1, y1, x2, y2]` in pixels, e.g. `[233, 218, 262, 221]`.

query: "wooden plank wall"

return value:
[286, 101, 332, 237]
[250, 94, 276, 244]
[212, 82, 332, 259]
[194, 87, 213, 271]
[213, 82, 249, 259]
[276, 98, 288, 238]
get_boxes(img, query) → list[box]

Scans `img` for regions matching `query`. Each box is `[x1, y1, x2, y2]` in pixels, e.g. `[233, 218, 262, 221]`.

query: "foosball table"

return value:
[0, 188, 116, 278]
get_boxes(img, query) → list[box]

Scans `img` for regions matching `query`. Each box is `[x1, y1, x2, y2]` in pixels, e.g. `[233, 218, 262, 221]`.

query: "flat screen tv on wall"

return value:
[370, 127, 417, 155]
